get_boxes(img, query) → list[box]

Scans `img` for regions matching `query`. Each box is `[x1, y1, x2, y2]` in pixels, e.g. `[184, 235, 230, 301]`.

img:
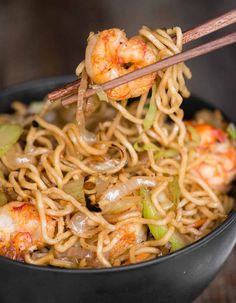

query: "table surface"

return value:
[195, 248, 236, 303]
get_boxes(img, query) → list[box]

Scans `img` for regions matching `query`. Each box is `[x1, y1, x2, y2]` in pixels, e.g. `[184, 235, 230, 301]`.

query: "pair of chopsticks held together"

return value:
[48, 9, 236, 106]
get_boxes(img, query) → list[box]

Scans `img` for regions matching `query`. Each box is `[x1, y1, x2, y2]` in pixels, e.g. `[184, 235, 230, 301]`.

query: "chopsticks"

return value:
[48, 9, 236, 106]
[63, 32, 236, 106]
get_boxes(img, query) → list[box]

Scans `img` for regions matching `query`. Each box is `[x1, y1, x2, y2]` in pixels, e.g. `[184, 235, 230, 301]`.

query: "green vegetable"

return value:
[0, 124, 23, 158]
[63, 178, 85, 202]
[91, 85, 109, 102]
[167, 231, 189, 252]
[154, 148, 178, 160]
[133, 141, 178, 162]
[142, 187, 168, 239]
[0, 171, 4, 179]
[134, 142, 160, 152]
[0, 191, 7, 206]
[141, 187, 188, 252]
[227, 123, 236, 140]
[143, 84, 157, 130]
[186, 125, 201, 146]
[168, 177, 180, 205]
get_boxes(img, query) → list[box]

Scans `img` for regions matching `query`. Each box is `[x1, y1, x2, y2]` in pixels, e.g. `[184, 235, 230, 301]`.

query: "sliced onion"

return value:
[95, 178, 110, 196]
[56, 243, 93, 259]
[158, 192, 173, 210]
[81, 129, 97, 144]
[63, 178, 84, 202]
[15, 155, 34, 165]
[105, 199, 137, 214]
[68, 212, 91, 235]
[66, 246, 93, 259]
[90, 159, 120, 171]
[82, 143, 127, 175]
[2, 145, 35, 170]
[100, 177, 158, 205]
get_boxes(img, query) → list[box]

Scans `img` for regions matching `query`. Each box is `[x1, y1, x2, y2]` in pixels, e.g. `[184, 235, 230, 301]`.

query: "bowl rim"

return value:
[0, 75, 76, 97]
[0, 76, 235, 274]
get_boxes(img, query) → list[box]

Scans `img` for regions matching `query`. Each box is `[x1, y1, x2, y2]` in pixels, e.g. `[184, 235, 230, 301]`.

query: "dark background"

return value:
[0, 0, 235, 119]
[0, 0, 235, 302]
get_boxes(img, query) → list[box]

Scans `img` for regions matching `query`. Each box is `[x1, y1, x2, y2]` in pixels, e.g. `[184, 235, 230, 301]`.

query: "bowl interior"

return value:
[0, 75, 235, 273]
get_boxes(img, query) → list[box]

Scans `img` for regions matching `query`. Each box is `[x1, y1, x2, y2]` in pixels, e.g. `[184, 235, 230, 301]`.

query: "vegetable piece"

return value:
[63, 178, 85, 202]
[134, 142, 160, 152]
[0, 171, 4, 179]
[168, 177, 180, 205]
[29, 101, 44, 114]
[0, 124, 23, 158]
[186, 125, 201, 146]
[133, 141, 178, 161]
[91, 85, 109, 102]
[143, 84, 157, 130]
[141, 187, 188, 252]
[168, 231, 189, 252]
[69, 212, 91, 234]
[154, 148, 178, 160]
[95, 178, 110, 196]
[100, 177, 157, 204]
[227, 123, 236, 140]
[0, 191, 7, 206]
[105, 200, 137, 214]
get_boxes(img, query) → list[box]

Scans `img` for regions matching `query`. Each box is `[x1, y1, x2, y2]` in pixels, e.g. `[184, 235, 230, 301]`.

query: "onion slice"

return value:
[99, 177, 158, 206]
[68, 212, 91, 235]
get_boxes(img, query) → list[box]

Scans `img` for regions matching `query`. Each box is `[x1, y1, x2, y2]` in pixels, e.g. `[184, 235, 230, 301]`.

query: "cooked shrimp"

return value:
[85, 28, 157, 100]
[188, 123, 236, 192]
[109, 223, 147, 260]
[0, 202, 55, 260]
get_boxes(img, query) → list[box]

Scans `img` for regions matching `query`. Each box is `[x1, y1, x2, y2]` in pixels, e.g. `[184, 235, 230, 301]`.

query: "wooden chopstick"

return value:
[62, 31, 236, 106]
[48, 9, 236, 103]
[181, 9, 236, 44]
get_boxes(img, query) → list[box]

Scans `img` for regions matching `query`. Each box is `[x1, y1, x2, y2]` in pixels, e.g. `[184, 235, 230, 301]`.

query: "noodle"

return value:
[0, 25, 235, 269]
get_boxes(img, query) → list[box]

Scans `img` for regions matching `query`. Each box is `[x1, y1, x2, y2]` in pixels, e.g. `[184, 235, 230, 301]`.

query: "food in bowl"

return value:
[0, 25, 235, 269]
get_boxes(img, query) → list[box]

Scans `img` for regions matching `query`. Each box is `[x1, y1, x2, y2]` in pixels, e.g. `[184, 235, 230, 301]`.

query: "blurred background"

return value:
[0, 1, 235, 302]
[0, 0, 235, 119]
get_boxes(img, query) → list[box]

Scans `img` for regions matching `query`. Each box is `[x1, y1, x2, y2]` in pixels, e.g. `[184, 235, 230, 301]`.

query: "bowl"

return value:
[0, 76, 235, 303]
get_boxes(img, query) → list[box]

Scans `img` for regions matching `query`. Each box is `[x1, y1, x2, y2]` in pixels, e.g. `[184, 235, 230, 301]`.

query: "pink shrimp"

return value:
[188, 122, 236, 192]
[0, 202, 55, 261]
[85, 28, 157, 100]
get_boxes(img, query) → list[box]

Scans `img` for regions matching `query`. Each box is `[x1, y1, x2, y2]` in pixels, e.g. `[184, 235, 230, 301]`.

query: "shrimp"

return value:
[85, 28, 157, 100]
[0, 202, 55, 261]
[188, 122, 236, 192]
[109, 223, 147, 260]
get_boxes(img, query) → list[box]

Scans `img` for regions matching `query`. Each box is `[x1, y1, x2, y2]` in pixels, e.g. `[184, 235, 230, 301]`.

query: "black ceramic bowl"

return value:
[0, 76, 235, 303]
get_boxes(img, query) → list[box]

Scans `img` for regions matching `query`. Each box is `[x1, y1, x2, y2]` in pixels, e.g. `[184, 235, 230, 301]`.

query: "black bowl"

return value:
[0, 76, 235, 303]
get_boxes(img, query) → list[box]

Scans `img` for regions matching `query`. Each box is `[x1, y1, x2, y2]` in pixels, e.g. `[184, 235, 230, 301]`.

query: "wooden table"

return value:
[195, 248, 236, 303]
